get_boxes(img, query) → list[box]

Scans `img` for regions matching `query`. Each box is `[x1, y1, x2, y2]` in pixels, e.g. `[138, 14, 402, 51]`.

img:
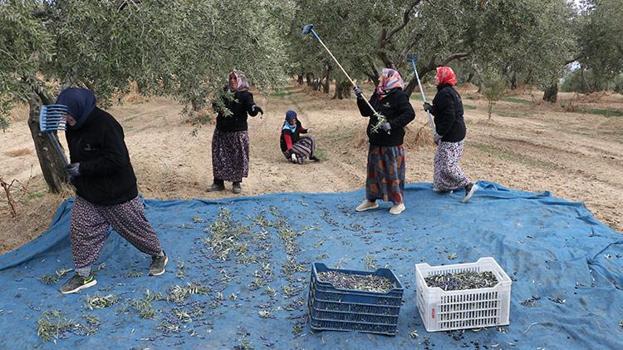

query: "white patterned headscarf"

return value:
[376, 68, 405, 100]
[229, 70, 250, 91]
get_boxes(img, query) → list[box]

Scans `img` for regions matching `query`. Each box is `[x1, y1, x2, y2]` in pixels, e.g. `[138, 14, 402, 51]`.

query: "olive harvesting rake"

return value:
[39, 104, 69, 167]
[302, 24, 389, 133]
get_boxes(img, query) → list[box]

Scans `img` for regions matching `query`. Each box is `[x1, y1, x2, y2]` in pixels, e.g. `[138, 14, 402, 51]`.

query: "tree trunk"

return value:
[297, 74, 304, 85]
[27, 93, 69, 193]
[322, 65, 331, 94]
[405, 78, 418, 97]
[542, 83, 558, 103]
[312, 79, 321, 91]
[466, 72, 474, 84]
[306, 73, 314, 87]
[510, 72, 517, 90]
[333, 81, 352, 99]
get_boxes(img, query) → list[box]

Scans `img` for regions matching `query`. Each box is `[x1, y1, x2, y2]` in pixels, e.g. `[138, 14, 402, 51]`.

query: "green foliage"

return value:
[481, 68, 507, 120]
[578, 0, 623, 81]
[0, 0, 290, 127]
[37, 310, 77, 342]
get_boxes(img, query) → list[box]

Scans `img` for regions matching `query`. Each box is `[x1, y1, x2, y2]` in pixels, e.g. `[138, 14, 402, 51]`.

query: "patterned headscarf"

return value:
[435, 66, 458, 86]
[376, 68, 404, 100]
[228, 70, 250, 91]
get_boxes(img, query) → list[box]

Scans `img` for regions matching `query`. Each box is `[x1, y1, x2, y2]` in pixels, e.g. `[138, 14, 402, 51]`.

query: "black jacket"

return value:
[215, 88, 260, 132]
[66, 107, 138, 206]
[357, 88, 415, 146]
[431, 84, 466, 142]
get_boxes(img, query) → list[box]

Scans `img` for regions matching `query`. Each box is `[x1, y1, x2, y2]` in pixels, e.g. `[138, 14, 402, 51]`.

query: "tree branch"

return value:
[386, 0, 422, 42]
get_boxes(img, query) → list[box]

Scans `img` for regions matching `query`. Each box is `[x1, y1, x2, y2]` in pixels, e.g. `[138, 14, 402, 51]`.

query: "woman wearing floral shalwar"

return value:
[354, 68, 415, 215]
[54, 88, 167, 295]
[209, 70, 263, 194]
[423, 66, 477, 202]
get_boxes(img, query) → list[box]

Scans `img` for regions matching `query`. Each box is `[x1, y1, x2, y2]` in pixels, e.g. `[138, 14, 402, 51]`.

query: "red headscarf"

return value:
[435, 66, 457, 86]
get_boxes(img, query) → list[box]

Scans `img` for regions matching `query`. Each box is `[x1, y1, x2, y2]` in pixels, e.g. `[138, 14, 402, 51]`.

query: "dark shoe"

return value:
[149, 251, 168, 276]
[309, 155, 320, 162]
[60, 273, 97, 294]
[207, 182, 225, 192]
[463, 182, 478, 203]
[232, 182, 242, 194]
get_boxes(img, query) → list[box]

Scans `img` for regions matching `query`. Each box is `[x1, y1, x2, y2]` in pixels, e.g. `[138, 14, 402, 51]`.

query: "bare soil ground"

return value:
[1, 84, 622, 253]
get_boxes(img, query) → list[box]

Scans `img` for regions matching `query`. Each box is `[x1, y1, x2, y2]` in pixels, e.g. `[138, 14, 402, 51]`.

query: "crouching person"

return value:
[55, 88, 167, 294]
[280, 110, 319, 164]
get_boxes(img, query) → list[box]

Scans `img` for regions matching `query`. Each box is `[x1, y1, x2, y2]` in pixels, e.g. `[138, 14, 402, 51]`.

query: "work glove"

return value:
[65, 163, 80, 180]
[423, 102, 433, 112]
[251, 105, 264, 115]
[380, 122, 392, 132]
[290, 153, 298, 163]
[353, 85, 363, 99]
[434, 133, 442, 145]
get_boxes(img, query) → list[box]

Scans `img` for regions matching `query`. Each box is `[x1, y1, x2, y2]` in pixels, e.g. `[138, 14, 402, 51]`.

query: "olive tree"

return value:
[0, 0, 290, 192]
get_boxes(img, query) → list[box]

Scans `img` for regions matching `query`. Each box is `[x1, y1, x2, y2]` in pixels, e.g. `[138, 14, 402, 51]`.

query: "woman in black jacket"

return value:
[423, 66, 477, 202]
[354, 68, 415, 215]
[208, 70, 263, 194]
[55, 88, 167, 294]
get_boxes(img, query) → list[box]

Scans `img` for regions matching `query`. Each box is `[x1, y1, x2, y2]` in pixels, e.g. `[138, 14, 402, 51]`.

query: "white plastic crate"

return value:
[415, 257, 512, 332]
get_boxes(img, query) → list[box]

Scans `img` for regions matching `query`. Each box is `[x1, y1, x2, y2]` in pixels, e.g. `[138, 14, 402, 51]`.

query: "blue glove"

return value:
[423, 102, 433, 112]
[353, 85, 363, 98]
[65, 163, 80, 179]
[380, 122, 392, 132]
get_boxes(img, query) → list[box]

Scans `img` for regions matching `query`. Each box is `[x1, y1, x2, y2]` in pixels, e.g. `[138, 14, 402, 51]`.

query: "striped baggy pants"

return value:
[283, 136, 316, 164]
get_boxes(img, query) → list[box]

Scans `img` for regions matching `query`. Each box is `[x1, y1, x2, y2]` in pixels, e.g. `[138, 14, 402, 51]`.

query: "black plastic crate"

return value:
[307, 263, 404, 335]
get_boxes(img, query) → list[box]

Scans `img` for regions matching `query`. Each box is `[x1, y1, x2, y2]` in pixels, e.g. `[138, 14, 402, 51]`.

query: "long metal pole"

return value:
[409, 58, 436, 134]
[310, 29, 380, 118]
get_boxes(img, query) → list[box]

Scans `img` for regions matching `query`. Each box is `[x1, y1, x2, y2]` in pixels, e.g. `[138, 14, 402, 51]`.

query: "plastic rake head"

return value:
[39, 104, 69, 132]
[406, 53, 417, 64]
[301, 24, 314, 35]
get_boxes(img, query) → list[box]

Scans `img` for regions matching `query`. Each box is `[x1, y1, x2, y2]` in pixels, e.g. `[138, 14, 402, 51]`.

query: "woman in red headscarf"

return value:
[423, 66, 477, 202]
[353, 68, 415, 215]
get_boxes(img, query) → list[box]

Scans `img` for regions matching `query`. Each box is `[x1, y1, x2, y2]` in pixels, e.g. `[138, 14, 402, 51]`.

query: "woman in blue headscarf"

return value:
[279, 110, 318, 164]
[54, 88, 167, 294]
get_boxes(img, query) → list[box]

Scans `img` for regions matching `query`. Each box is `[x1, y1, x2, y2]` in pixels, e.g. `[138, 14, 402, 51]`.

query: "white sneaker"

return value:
[462, 183, 478, 203]
[389, 202, 406, 215]
[432, 186, 453, 194]
[355, 200, 379, 212]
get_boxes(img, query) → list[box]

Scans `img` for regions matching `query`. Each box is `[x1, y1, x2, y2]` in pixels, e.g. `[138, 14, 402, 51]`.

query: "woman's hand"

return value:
[353, 85, 363, 99]
[252, 105, 264, 115]
[423, 102, 433, 112]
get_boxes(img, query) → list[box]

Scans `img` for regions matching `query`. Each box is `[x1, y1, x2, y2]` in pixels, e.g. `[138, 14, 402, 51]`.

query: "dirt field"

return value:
[1, 84, 622, 253]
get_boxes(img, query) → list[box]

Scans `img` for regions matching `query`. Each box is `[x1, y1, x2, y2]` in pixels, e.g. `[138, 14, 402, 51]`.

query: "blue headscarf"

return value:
[56, 88, 97, 130]
[282, 110, 297, 133]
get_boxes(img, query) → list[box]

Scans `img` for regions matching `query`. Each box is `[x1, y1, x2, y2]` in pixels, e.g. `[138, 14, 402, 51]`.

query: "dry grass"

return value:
[0, 176, 69, 253]
[0, 83, 621, 256]
[4, 148, 33, 157]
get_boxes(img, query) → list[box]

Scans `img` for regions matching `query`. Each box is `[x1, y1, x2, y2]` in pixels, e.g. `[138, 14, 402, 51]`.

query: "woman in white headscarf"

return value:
[353, 68, 415, 215]
[209, 70, 263, 194]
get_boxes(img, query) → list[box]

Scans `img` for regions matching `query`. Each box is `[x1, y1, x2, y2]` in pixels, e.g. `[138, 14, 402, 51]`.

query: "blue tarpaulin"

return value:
[0, 182, 621, 349]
